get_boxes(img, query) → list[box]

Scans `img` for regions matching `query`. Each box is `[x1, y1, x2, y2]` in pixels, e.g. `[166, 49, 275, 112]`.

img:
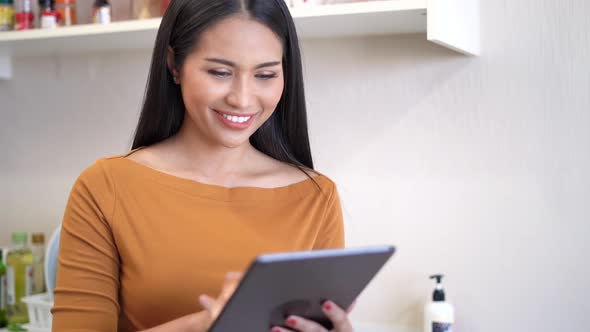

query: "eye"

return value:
[256, 73, 278, 80]
[208, 70, 231, 78]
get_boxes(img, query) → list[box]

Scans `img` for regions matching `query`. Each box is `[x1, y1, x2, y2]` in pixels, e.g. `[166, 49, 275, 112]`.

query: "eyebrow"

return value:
[205, 58, 281, 69]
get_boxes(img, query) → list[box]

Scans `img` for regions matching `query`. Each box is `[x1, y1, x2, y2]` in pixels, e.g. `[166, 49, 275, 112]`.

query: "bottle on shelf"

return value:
[55, 0, 75, 26]
[31, 233, 46, 295]
[0, 0, 15, 31]
[93, 0, 111, 24]
[0, 248, 8, 328]
[14, 0, 34, 30]
[6, 232, 34, 326]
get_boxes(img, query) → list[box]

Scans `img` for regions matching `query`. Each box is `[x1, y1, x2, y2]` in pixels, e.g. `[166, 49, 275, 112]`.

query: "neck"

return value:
[168, 120, 255, 184]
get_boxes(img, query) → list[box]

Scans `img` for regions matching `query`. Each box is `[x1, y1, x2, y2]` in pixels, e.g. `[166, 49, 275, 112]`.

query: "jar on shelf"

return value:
[39, 0, 58, 29]
[55, 0, 75, 26]
[0, 0, 15, 31]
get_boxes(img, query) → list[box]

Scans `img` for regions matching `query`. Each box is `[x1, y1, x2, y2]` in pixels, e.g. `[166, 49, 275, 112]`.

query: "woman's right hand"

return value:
[140, 272, 244, 332]
[195, 271, 244, 331]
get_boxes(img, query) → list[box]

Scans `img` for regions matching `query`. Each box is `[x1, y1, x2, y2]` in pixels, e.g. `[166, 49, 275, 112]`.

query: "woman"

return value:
[52, 0, 352, 331]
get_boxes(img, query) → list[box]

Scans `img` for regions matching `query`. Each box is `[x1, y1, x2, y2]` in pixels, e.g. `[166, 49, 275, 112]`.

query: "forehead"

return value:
[193, 15, 284, 64]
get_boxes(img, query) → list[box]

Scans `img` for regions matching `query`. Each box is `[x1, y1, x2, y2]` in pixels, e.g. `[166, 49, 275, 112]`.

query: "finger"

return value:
[219, 272, 243, 302]
[208, 272, 245, 320]
[219, 280, 239, 304]
[198, 294, 215, 311]
[199, 294, 220, 321]
[201, 292, 229, 319]
[225, 271, 244, 280]
[221, 272, 243, 294]
[322, 300, 353, 332]
[285, 315, 328, 332]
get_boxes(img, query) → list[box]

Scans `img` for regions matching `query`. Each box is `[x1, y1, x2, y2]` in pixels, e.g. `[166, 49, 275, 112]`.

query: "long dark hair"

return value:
[132, 0, 314, 170]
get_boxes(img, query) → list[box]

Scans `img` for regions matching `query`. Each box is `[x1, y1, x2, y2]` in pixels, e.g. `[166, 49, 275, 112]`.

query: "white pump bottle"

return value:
[424, 274, 454, 332]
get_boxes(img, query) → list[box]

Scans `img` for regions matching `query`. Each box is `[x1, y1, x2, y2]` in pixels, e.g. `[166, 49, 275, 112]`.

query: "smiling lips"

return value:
[214, 109, 257, 130]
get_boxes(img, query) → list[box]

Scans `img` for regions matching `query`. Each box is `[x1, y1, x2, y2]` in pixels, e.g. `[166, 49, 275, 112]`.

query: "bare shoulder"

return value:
[251, 151, 321, 187]
[277, 161, 321, 183]
[125, 143, 167, 168]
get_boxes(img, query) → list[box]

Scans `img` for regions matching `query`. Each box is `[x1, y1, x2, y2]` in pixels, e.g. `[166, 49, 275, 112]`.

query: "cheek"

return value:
[261, 80, 285, 111]
[182, 75, 224, 111]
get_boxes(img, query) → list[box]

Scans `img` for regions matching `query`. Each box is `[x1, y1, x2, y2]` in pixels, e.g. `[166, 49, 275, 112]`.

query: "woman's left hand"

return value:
[270, 300, 355, 332]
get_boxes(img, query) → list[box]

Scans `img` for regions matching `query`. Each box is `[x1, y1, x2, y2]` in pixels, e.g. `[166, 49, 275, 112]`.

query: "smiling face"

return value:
[170, 15, 285, 149]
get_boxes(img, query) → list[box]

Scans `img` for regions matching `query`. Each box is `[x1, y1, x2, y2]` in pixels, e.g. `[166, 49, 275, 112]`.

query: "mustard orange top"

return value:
[51, 152, 345, 331]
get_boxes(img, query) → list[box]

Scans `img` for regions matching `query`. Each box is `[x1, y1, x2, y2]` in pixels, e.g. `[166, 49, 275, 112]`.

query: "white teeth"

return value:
[222, 113, 251, 123]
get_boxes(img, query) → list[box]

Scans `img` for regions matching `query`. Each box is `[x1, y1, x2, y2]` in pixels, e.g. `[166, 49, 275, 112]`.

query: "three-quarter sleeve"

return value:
[51, 160, 120, 332]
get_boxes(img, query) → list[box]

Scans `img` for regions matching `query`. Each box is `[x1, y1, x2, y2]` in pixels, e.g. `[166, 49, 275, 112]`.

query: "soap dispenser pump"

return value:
[424, 274, 454, 332]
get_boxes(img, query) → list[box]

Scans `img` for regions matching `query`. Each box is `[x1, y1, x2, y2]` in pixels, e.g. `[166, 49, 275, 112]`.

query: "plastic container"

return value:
[21, 293, 52, 332]
[19, 226, 60, 332]
[44, 226, 60, 302]
[23, 324, 51, 332]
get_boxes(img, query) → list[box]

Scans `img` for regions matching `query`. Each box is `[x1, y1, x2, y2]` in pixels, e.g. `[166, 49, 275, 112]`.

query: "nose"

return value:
[226, 76, 253, 110]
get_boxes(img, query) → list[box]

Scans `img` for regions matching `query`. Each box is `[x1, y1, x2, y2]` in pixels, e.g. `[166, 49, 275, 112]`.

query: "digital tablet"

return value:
[209, 245, 396, 331]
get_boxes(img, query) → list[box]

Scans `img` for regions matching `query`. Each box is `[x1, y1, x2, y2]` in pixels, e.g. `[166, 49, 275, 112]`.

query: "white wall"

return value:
[1, 0, 589, 331]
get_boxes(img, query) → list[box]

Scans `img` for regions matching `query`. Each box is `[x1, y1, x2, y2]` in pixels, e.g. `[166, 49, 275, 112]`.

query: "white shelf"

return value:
[291, 0, 429, 37]
[0, 0, 480, 79]
[0, 18, 162, 64]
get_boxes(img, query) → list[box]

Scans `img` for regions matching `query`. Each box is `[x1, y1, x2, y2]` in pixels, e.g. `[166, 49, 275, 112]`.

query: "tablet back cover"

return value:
[209, 246, 395, 331]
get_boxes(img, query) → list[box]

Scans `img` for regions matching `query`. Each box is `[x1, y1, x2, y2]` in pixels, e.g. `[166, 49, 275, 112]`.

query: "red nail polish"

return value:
[287, 318, 297, 326]
[324, 302, 332, 311]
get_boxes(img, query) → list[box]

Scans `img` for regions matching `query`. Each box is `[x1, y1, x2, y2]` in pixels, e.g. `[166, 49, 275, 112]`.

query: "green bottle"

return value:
[0, 248, 8, 328]
[6, 233, 33, 326]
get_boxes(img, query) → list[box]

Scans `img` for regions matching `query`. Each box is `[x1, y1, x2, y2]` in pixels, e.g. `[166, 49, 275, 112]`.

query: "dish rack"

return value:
[21, 293, 53, 332]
